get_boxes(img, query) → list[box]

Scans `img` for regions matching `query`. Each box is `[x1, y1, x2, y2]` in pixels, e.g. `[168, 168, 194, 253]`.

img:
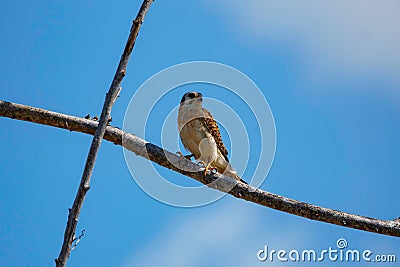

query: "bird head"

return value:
[180, 91, 203, 107]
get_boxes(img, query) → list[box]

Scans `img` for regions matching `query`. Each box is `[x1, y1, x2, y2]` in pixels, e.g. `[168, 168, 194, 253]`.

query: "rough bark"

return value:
[53, 1, 154, 266]
[1, 100, 399, 238]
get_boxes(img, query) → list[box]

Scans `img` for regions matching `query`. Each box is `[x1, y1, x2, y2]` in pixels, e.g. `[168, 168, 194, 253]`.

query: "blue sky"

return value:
[1, 0, 399, 266]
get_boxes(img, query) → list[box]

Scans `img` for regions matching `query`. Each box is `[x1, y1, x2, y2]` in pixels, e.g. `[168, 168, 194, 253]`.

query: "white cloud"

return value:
[123, 200, 312, 267]
[122, 199, 400, 267]
[212, 0, 400, 93]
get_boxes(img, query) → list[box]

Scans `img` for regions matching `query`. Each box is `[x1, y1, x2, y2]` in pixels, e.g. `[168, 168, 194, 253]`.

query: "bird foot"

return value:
[210, 167, 217, 174]
[199, 162, 217, 175]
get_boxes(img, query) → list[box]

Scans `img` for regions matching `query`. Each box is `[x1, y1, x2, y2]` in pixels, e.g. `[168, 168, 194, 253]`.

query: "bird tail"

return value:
[213, 157, 247, 184]
[235, 174, 248, 185]
[223, 167, 247, 184]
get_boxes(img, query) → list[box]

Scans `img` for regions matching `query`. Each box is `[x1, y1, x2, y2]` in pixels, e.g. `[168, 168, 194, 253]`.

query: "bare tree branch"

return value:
[53, 1, 154, 266]
[1, 100, 399, 238]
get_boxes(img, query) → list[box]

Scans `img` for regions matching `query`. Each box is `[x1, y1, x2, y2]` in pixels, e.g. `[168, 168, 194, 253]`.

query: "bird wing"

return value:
[201, 108, 229, 162]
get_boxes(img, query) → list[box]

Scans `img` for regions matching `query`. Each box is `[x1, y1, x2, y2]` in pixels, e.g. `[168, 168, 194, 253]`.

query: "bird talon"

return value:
[204, 167, 209, 176]
[203, 164, 218, 175]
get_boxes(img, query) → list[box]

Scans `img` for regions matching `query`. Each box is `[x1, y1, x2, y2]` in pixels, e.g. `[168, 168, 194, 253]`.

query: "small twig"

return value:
[54, 1, 154, 266]
[1, 100, 399, 238]
[71, 229, 85, 251]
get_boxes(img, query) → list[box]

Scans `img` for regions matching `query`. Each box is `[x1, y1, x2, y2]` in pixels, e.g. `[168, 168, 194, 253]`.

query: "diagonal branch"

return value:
[54, 1, 154, 266]
[1, 100, 399, 238]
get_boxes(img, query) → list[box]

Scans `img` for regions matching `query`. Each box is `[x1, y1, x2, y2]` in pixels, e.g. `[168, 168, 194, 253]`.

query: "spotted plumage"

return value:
[201, 108, 229, 162]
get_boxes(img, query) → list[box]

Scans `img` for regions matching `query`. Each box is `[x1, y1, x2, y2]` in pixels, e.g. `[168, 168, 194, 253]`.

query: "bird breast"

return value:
[178, 105, 212, 160]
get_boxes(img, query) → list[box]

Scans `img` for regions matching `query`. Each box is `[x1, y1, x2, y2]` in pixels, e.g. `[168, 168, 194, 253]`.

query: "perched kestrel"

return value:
[178, 91, 247, 184]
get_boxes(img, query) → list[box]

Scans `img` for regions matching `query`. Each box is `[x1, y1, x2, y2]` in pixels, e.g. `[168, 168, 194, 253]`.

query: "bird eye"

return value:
[188, 92, 196, 98]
